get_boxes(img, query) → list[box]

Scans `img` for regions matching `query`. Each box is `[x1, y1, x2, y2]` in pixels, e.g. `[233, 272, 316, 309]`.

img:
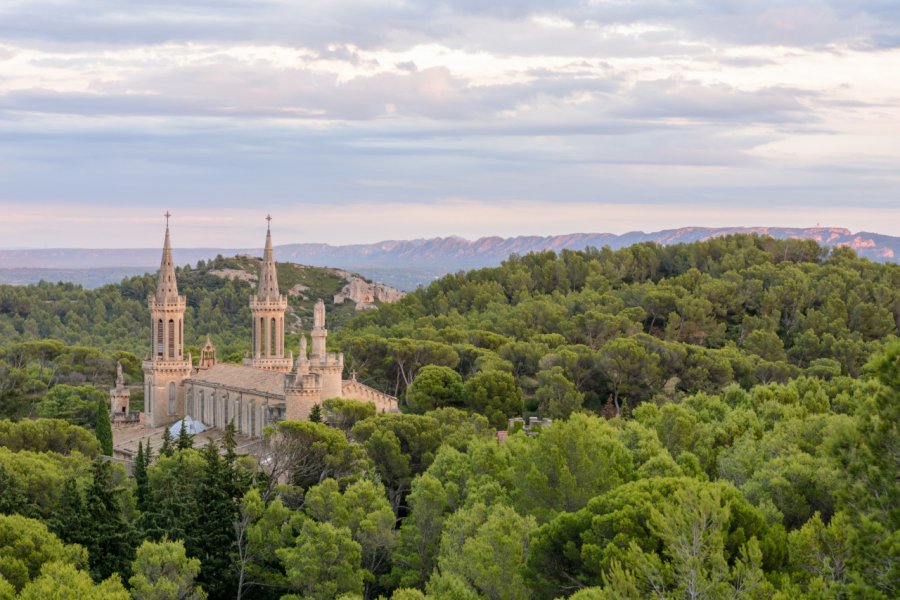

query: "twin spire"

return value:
[156, 213, 280, 302]
[257, 214, 281, 301]
[155, 211, 179, 301]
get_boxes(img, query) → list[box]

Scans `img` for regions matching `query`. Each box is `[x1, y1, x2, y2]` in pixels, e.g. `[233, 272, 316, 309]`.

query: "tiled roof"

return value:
[187, 364, 286, 398]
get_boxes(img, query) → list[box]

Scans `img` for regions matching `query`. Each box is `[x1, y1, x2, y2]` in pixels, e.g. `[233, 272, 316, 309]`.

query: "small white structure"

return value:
[169, 416, 208, 437]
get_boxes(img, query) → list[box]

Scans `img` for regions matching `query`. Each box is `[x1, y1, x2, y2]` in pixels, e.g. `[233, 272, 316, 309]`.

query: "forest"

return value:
[0, 234, 897, 599]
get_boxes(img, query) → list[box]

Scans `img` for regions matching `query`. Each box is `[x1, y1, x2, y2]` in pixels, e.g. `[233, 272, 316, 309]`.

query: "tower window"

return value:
[156, 320, 163, 358]
[271, 317, 277, 357]
[168, 382, 176, 415]
[168, 319, 175, 358]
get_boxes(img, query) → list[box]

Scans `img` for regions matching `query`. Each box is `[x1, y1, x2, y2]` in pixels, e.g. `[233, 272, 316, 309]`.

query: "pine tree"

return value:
[95, 399, 113, 456]
[176, 420, 194, 450]
[134, 441, 149, 513]
[160, 427, 174, 457]
[223, 419, 237, 466]
[49, 476, 89, 545]
[309, 403, 322, 423]
[190, 440, 238, 597]
[84, 459, 137, 581]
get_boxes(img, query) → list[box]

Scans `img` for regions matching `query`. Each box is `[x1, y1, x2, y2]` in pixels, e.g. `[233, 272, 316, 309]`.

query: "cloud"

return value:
[0, 1, 898, 248]
[1, 1, 898, 51]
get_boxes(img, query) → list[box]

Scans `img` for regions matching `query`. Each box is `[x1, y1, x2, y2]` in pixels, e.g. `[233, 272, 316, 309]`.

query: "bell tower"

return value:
[244, 216, 293, 372]
[142, 212, 193, 428]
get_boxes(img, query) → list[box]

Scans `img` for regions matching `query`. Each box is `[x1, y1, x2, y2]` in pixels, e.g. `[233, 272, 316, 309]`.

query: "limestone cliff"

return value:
[334, 275, 406, 310]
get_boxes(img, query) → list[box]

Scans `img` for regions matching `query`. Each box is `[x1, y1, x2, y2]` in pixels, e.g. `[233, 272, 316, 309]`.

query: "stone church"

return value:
[137, 218, 397, 439]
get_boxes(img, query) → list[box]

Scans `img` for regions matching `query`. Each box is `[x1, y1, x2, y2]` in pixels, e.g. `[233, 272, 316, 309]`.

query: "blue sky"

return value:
[0, 0, 898, 247]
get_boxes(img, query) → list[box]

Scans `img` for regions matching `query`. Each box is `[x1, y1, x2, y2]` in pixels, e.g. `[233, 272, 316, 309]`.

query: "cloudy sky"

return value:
[0, 0, 898, 247]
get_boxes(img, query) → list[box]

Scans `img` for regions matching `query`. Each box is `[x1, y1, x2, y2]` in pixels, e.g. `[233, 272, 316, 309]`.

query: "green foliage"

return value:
[351, 413, 443, 512]
[56, 459, 137, 581]
[322, 397, 377, 433]
[406, 366, 465, 413]
[435, 503, 536, 600]
[17, 561, 129, 600]
[0, 236, 897, 599]
[0, 257, 364, 361]
[0, 418, 99, 457]
[36, 384, 107, 429]
[463, 369, 523, 429]
[277, 520, 365, 600]
[95, 399, 113, 456]
[304, 478, 397, 596]
[509, 414, 633, 523]
[130, 538, 206, 600]
[0, 513, 88, 591]
[266, 420, 366, 489]
[534, 366, 584, 419]
[0, 446, 92, 518]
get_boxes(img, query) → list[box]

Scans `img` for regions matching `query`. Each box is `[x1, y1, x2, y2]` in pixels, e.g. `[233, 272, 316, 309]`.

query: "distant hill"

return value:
[0, 254, 405, 359]
[1, 227, 896, 290]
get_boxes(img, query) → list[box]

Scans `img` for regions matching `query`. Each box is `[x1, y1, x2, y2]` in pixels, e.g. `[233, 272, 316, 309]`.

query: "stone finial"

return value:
[314, 298, 326, 329]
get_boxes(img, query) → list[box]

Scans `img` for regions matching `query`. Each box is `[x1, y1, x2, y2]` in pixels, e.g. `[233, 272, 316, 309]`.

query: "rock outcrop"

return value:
[334, 276, 406, 310]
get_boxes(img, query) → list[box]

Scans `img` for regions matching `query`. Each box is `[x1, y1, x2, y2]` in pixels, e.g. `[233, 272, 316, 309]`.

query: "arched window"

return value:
[156, 320, 164, 358]
[223, 392, 230, 425]
[250, 402, 256, 437]
[178, 319, 183, 357]
[167, 319, 175, 358]
[199, 390, 205, 421]
[259, 317, 265, 355]
[212, 391, 218, 426]
[168, 382, 176, 415]
[270, 317, 277, 356]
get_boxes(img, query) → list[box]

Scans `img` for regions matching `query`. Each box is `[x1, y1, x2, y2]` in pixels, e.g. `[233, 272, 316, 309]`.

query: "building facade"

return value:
[138, 219, 398, 438]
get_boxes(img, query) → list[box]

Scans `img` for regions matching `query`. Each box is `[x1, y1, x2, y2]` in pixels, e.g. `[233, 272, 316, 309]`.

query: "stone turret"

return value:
[285, 336, 322, 420]
[244, 216, 293, 372]
[109, 361, 130, 418]
[199, 335, 217, 370]
[307, 299, 344, 399]
[142, 213, 193, 428]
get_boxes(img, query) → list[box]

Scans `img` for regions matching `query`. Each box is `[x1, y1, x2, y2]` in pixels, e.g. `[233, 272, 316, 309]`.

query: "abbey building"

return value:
[139, 220, 397, 439]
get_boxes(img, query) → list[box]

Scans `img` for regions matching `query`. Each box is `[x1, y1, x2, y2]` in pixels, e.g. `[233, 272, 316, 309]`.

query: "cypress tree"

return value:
[95, 399, 113, 456]
[309, 403, 322, 423]
[50, 476, 90, 545]
[176, 420, 194, 450]
[160, 427, 174, 457]
[191, 440, 238, 597]
[84, 459, 136, 581]
[134, 440, 149, 512]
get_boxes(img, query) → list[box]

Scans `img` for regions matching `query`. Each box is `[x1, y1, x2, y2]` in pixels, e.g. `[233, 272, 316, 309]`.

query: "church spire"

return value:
[156, 212, 179, 301]
[244, 214, 292, 372]
[257, 214, 280, 301]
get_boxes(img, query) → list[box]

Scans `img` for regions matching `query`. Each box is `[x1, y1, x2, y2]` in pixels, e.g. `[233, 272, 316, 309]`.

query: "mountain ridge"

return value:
[1, 227, 896, 290]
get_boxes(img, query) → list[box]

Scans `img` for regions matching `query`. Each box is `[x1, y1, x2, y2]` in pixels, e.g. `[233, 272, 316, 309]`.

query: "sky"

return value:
[0, 0, 898, 248]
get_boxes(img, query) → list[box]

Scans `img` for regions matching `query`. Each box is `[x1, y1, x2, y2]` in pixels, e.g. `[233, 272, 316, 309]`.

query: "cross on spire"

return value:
[266, 214, 272, 230]
[164, 211, 171, 227]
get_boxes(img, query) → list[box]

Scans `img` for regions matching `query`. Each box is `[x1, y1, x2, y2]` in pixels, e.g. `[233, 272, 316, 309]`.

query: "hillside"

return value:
[1, 233, 898, 599]
[1, 226, 896, 290]
[0, 255, 404, 361]
[335, 234, 899, 405]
